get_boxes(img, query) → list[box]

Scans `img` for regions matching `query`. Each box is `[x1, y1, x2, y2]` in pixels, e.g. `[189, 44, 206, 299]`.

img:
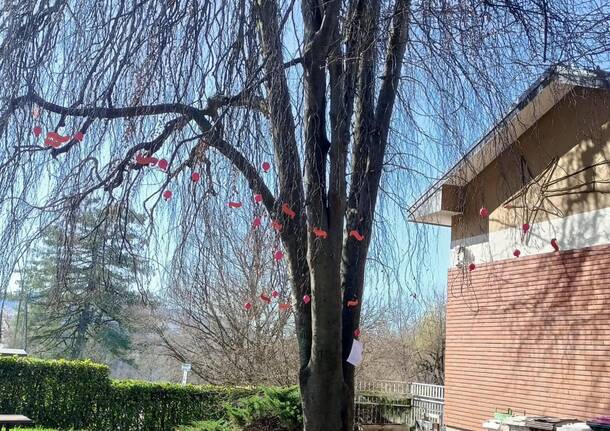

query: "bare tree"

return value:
[2, 0, 610, 429]
[158, 206, 299, 386]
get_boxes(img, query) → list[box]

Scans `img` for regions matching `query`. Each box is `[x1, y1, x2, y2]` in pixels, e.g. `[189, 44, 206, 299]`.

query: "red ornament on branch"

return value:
[228, 201, 243, 209]
[303, 294, 311, 304]
[479, 207, 489, 218]
[157, 159, 169, 171]
[551, 238, 560, 252]
[282, 203, 296, 219]
[279, 303, 291, 311]
[271, 220, 283, 232]
[191, 172, 201, 182]
[260, 293, 271, 304]
[468, 262, 476, 272]
[262, 161, 271, 173]
[513, 249, 521, 258]
[313, 227, 328, 239]
[244, 302, 252, 311]
[271, 290, 280, 298]
[252, 217, 262, 229]
[273, 250, 284, 261]
[163, 190, 173, 201]
[74, 131, 84, 142]
[254, 194, 263, 203]
[349, 230, 364, 241]
[522, 223, 530, 234]
[33, 126, 42, 137]
[347, 299, 359, 308]
[354, 328, 361, 338]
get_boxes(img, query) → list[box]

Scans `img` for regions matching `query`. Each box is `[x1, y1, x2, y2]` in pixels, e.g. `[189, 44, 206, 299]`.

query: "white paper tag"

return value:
[347, 339, 364, 366]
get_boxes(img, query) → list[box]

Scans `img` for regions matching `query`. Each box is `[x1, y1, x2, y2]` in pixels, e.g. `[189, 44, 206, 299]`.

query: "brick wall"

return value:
[445, 244, 610, 431]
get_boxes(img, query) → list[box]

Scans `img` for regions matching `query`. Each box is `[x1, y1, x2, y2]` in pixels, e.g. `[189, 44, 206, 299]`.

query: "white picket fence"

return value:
[354, 380, 444, 427]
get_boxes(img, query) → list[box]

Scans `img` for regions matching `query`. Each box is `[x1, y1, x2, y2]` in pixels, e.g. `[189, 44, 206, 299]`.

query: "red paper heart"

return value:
[479, 207, 489, 218]
[271, 220, 283, 232]
[349, 230, 364, 241]
[354, 328, 361, 337]
[271, 290, 279, 298]
[468, 262, 476, 271]
[262, 161, 271, 173]
[191, 172, 201, 182]
[513, 249, 521, 258]
[279, 303, 291, 311]
[44, 138, 61, 148]
[303, 294, 311, 304]
[244, 302, 252, 311]
[347, 299, 359, 308]
[260, 293, 271, 304]
[73, 131, 84, 142]
[273, 250, 284, 261]
[282, 203, 296, 219]
[33, 126, 42, 137]
[551, 238, 560, 252]
[254, 194, 263, 203]
[313, 227, 328, 239]
[228, 201, 242, 209]
[252, 217, 262, 229]
[163, 190, 173, 201]
[46, 131, 71, 144]
[158, 159, 169, 171]
[522, 223, 530, 234]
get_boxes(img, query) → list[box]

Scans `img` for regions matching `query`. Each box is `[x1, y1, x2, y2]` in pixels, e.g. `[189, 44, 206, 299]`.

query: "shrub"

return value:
[225, 387, 302, 431]
[0, 356, 109, 430]
[177, 419, 235, 431]
[0, 356, 258, 431]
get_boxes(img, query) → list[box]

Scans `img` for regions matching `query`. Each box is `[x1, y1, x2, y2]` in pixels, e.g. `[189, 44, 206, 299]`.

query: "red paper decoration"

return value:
[33, 126, 42, 137]
[271, 220, 283, 232]
[135, 153, 158, 166]
[158, 159, 169, 171]
[260, 293, 271, 304]
[163, 190, 173, 201]
[191, 172, 201, 182]
[74, 131, 84, 142]
[254, 194, 263, 203]
[551, 238, 560, 252]
[513, 249, 521, 258]
[44, 131, 70, 148]
[313, 227, 328, 239]
[252, 217, 262, 229]
[347, 299, 359, 308]
[349, 230, 364, 241]
[468, 262, 476, 272]
[282, 203, 296, 219]
[303, 294, 311, 304]
[522, 223, 530, 234]
[479, 207, 489, 218]
[244, 302, 252, 311]
[271, 290, 279, 298]
[228, 201, 243, 209]
[279, 303, 291, 311]
[354, 328, 361, 337]
[262, 161, 271, 173]
[32, 106, 40, 119]
[273, 250, 284, 261]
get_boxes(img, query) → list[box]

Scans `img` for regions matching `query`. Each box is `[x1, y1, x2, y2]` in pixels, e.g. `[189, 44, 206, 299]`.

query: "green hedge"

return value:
[0, 356, 258, 431]
[0, 357, 109, 429]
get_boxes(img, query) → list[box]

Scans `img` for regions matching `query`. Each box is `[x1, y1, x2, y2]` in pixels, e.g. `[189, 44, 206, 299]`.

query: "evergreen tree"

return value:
[24, 201, 149, 360]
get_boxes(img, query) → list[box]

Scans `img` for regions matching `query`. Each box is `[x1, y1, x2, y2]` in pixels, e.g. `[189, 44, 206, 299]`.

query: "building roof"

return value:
[408, 66, 610, 226]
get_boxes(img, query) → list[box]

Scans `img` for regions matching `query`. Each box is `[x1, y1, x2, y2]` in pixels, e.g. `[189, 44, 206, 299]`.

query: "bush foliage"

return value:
[0, 356, 257, 431]
[225, 387, 302, 431]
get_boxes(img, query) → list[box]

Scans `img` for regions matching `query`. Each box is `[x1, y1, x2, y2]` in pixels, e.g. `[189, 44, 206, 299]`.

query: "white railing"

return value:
[410, 383, 445, 428]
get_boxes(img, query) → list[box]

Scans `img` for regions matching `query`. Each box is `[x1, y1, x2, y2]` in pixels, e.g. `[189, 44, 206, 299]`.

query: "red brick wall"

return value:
[445, 244, 610, 431]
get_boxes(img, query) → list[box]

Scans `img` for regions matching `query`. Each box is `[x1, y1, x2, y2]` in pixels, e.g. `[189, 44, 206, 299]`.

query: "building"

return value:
[409, 67, 610, 430]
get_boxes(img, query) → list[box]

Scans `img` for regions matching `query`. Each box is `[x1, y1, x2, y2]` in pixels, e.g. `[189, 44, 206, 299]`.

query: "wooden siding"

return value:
[445, 244, 610, 431]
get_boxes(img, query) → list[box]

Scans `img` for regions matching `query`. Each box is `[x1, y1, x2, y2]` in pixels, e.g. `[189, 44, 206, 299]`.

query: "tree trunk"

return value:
[300, 262, 343, 431]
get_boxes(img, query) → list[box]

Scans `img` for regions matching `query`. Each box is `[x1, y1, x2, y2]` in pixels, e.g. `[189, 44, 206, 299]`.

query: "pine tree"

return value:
[24, 201, 149, 360]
